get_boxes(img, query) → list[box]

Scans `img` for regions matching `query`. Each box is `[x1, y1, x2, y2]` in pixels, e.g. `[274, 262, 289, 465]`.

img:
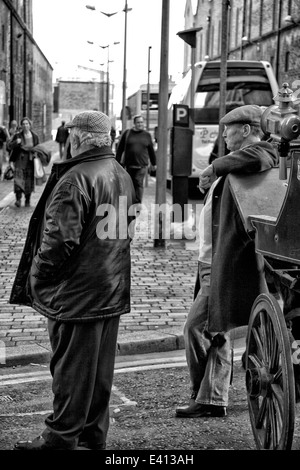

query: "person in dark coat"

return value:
[0, 124, 10, 179]
[115, 115, 156, 205]
[55, 121, 69, 158]
[175, 105, 278, 419]
[7, 117, 40, 207]
[11, 111, 136, 450]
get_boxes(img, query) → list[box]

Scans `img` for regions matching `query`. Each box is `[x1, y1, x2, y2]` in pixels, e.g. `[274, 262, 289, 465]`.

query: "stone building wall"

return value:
[0, 0, 52, 141]
[187, 0, 300, 90]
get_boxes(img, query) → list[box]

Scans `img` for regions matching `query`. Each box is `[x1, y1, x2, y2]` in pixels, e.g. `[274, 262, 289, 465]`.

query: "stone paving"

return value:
[0, 140, 205, 364]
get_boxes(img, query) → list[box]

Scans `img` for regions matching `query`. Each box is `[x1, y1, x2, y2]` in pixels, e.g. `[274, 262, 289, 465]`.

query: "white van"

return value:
[167, 60, 279, 192]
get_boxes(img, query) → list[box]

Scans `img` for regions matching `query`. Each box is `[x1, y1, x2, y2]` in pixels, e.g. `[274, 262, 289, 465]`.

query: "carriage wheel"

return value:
[245, 293, 295, 450]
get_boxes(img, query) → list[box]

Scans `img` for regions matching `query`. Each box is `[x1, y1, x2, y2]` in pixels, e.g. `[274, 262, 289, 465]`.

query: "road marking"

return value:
[0, 350, 243, 386]
[0, 352, 244, 418]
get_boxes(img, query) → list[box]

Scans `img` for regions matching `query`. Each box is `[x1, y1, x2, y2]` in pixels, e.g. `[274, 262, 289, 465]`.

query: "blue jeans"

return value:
[184, 262, 232, 407]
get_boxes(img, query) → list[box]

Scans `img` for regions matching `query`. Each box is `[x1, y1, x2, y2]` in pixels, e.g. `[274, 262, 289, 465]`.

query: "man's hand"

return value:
[199, 164, 216, 193]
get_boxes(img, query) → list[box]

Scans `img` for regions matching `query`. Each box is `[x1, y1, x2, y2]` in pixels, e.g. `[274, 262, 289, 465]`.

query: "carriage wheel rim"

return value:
[245, 293, 295, 450]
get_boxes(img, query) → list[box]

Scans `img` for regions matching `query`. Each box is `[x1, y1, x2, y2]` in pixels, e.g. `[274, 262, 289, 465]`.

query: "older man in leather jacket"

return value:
[11, 111, 136, 450]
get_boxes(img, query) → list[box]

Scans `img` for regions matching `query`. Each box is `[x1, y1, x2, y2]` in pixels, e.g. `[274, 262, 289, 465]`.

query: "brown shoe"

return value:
[176, 403, 227, 418]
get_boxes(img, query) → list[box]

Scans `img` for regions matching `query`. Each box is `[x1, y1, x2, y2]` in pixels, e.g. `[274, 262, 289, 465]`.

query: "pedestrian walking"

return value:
[175, 105, 278, 419]
[0, 124, 10, 179]
[8, 120, 19, 138]
[7, 117, 40, 207]
[11, 110, 136, 451]
[116, 115, 156, 205]
[55, 120, 69, 158]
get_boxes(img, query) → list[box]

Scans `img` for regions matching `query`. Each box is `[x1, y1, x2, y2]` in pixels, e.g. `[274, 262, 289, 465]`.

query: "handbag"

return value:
[3, 164, 14, 180]
[34, 156, 46, 185]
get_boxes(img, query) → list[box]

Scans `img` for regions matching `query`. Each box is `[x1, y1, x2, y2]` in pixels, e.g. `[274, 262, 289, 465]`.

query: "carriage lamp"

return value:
[261, 83, 300, 179]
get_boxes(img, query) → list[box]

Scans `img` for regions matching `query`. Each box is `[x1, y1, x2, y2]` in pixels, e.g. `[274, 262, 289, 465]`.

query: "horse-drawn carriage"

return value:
[229, 83, 300, 450]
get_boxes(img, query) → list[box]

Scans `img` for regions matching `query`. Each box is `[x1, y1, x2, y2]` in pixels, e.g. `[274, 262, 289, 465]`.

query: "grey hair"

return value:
[70, 127, 111, 150]
[249, 123, 264, 139]
[235, 122, 264, 139]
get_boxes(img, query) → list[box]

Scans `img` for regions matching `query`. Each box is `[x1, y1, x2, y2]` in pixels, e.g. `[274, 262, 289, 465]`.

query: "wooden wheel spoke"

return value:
[270, 383, 284, 418]
[248, 352, 263, 368]
[258, 310, 269, 362]
[255, 396, 267, 429]
[270, 335, 280, 371]
[269, 398, 279, 448]
[262, 400, 272, 449]
[251, 327, 266, 364]
[273, 366, 283, 383]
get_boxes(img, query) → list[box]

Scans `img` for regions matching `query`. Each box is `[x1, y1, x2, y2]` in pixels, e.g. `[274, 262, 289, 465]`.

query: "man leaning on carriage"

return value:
[176, 104, 280, 419]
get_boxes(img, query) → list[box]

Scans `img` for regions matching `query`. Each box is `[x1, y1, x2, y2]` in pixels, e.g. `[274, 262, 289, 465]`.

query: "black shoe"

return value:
[14, 435, 67, 450]
[77, 440, 106, 450]
[175, 402, 227, 418]
[25, 201, 30, 207]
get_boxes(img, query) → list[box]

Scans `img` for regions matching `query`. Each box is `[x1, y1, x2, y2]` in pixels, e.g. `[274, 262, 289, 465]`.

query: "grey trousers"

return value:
[42, 315, 120, 449]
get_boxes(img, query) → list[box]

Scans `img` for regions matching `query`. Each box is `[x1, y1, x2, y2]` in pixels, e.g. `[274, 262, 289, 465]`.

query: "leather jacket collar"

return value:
[52, 145, 114, 180]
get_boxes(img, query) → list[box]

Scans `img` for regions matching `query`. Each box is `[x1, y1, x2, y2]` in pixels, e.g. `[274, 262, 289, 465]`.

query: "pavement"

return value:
[0, 140, 246, 368]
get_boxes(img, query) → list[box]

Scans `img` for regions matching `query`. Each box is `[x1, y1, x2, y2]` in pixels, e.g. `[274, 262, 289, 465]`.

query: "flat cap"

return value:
[220, 105, 263, 126]
[66, 111, 110, 134]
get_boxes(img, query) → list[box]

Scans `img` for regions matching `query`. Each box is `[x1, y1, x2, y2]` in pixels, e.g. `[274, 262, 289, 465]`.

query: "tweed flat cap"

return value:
[66, 111, 110, 133]
[220, 105, 263, 126]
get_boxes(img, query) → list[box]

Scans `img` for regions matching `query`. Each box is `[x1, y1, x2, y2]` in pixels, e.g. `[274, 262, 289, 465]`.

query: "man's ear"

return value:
[243, 123, 251, 137]
[70, 134, 80, 150]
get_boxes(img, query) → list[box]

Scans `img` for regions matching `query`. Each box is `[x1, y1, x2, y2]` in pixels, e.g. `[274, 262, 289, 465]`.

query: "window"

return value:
[141, 92, 159, 110]
[193, 63, 274, 124]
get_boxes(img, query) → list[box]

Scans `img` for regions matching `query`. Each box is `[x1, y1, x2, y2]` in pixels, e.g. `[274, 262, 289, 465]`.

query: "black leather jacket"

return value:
[10, 146, 136, 322]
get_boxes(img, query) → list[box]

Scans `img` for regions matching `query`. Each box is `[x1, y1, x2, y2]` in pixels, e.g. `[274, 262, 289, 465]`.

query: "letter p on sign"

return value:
[173, 104, 189, 127]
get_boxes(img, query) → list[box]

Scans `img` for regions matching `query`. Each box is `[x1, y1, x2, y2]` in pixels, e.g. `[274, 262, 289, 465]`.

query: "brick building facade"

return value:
[53, 78, 113, 128]
[184, 0, 300, 90]
[0, 0, 53, 141]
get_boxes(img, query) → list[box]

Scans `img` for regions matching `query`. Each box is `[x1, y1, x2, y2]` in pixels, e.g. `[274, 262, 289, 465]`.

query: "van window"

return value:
[194, 64, 274, 124]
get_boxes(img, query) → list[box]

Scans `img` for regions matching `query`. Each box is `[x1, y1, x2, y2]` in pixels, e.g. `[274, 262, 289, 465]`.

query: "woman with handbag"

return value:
[7, 117, 40, 208]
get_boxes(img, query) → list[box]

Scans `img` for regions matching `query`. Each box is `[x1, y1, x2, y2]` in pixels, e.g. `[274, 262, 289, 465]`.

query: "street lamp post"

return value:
[86, 3, 132, 130]
[100, 45, 109, 116]
[88, 40, 119, 117]
[9, 12, 14, 122]
[146, 46, 152, 132]
[122, 0, 130, 132]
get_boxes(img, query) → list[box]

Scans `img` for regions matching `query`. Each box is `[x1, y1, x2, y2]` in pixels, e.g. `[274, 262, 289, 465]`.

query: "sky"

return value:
[32, 0, 187, 110]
